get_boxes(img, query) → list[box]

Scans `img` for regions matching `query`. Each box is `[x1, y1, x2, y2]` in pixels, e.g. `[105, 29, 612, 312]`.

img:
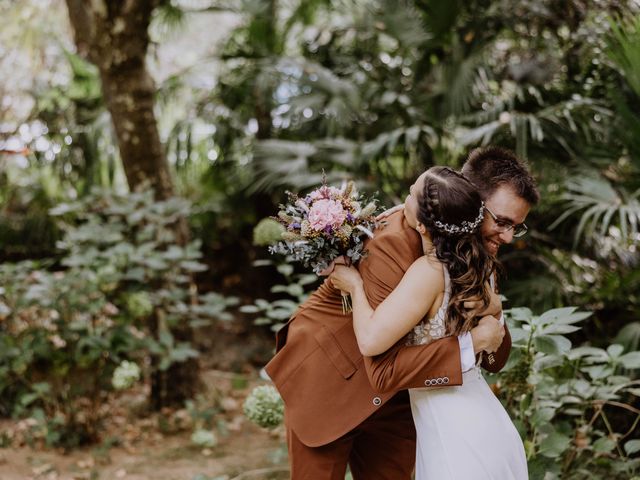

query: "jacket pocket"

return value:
[314, 325, 357, 379]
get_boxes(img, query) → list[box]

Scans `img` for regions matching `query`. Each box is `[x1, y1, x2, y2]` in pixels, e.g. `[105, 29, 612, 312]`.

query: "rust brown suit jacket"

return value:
[264, 211, 511, 447]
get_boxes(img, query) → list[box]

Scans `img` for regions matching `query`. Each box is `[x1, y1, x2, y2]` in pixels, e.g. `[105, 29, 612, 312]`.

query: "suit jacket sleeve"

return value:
[480, 322, 511, 372]
[357, 224, 464, 393]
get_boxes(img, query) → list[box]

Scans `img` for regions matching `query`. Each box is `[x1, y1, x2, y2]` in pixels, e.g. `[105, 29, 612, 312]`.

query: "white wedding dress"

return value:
[406, 268, 528, 479]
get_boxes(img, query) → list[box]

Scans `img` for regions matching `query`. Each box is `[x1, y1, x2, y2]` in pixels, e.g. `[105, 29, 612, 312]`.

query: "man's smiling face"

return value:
[481, 184, 531, 256]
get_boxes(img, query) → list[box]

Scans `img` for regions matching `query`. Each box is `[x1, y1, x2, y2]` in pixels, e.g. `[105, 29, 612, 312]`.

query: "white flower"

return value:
[243, 385, 284, 428]
[112, 360, 141, 390]
[191, 429, 218, 447]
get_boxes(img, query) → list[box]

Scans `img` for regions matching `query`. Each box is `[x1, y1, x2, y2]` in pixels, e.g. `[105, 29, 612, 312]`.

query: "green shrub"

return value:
[493, 307, 640, 479]
[0, 189, 236, 447]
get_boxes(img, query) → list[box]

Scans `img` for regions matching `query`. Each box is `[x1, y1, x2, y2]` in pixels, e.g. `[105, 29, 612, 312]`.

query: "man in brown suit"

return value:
[265, 147, 539, 479]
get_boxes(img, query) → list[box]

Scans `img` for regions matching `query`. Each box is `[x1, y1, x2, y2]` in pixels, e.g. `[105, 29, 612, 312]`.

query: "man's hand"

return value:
[470, 315, 504, 354]
[376, 203, 404, 221]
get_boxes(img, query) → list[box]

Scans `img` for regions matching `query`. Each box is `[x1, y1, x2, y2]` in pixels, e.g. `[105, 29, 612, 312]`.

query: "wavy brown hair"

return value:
[417, 166, 495, 335]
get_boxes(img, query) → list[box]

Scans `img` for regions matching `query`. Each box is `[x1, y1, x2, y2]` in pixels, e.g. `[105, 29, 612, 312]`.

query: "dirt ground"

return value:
[0, 331, 290, 480]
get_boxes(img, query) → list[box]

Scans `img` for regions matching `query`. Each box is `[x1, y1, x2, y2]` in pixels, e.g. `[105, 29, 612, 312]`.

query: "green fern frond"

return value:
[607, 14, 640, 98]
[378, 0, 431, 49]
[552, 175, 640, 247]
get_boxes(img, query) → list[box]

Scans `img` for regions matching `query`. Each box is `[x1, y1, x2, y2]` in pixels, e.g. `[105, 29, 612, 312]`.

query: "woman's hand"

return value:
[317, 255, 350, 276]
[463, 289, 502, 319]
[376, 203, 404, 221]
[330, 265, 363, 295]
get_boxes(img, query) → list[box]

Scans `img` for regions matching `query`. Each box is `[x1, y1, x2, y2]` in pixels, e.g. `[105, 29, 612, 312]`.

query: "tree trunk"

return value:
[64, 0, 197, 409]
[64, 0, 173, 199]
[100, 65, 175, 200]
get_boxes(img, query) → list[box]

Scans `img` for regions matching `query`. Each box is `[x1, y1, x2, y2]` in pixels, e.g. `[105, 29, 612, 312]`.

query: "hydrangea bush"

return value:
[243, 385, 285, 429]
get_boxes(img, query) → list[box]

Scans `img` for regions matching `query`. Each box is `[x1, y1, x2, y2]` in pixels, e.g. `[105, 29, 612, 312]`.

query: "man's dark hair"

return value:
[461, 146, 539, 205]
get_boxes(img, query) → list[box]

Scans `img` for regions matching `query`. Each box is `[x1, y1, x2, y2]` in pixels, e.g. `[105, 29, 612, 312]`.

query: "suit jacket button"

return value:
[372, 396, 382, 406]
[436, 378, 443, 385]
[443, 377, 449, 384]
[424, 379, 432, 386]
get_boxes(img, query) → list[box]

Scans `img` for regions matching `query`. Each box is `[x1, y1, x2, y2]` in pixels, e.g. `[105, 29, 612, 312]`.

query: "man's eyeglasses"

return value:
[485, 206, 528, 237]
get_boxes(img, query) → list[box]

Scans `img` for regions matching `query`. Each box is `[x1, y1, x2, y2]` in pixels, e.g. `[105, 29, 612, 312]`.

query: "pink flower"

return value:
[308, 186, 342, 201]
[308, 199, 347, 231]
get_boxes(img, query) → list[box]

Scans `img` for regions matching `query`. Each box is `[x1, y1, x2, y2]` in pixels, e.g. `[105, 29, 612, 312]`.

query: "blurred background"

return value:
[0, 0, 639, 479]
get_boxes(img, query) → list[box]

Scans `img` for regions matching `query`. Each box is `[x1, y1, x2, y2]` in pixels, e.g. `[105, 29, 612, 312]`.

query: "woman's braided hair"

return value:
[417, 166, 495, 335]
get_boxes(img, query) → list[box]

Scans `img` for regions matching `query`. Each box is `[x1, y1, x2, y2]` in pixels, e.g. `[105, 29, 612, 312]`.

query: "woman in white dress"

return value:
[330, 166, 528, 479]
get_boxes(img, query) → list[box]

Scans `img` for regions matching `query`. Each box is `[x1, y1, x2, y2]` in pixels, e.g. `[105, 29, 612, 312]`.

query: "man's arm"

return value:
[363, 336, 462, 393]
[363, 313, 509, 392]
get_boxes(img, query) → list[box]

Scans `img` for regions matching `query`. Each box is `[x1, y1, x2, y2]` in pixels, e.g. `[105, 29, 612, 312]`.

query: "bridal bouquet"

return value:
[269, 179, 380, 312]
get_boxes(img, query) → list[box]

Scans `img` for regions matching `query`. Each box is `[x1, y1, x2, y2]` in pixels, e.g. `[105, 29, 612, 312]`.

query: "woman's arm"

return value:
[331, 258, 444, 356]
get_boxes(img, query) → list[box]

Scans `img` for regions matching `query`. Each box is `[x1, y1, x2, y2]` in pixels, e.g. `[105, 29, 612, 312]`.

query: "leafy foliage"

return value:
[3, 1, 640, 467]
[0, 190, 235, 447]
[240, 259, 317, 332]
[493, 307, 640, 479]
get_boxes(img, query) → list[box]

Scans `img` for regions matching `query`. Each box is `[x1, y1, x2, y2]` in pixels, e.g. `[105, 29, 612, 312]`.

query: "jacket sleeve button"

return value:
[372, 396, 382, 406]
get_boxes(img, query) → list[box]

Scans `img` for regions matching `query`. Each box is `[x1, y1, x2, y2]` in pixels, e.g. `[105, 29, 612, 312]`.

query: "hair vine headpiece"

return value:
[433, 202, 485, 235]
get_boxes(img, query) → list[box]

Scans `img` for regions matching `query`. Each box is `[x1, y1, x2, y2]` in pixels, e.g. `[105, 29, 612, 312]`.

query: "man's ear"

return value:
[416, 222, 426, 235]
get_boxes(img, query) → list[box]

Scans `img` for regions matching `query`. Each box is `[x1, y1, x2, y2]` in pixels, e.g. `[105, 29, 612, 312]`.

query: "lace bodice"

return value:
[405, 268, 496, 347]
[405, 267, 451, 346]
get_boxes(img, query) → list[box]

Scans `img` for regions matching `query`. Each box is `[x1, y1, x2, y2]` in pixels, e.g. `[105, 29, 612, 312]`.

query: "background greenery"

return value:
[1, 0, 639, 478]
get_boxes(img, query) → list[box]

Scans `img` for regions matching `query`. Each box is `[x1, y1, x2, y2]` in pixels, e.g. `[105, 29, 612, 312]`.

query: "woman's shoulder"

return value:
[406, 255, 444, 284]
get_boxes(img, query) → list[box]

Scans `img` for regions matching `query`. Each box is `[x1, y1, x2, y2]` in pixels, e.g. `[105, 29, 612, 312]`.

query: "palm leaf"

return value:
[250, 138, 361, 193]
[378, 0, 432, 50]
[607, 14, 640, 98]
[552, 175, 640, 247]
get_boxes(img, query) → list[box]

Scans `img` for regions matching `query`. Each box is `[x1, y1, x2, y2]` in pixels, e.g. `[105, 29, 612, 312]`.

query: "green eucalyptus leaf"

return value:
[569, 347, 608, 362]
[534, 335, 571, 355]
[276, 263, 294, 277]
[541, 324, 581, 335]
[537, 307, 591, 326]
[619, 351, 640, 369]
[142, 257, 169, 270]
[180, 260, 208, 272]
[505, 307, 533, 323]
[539, 432, 571, 458]
[509, 327, 529, 343]
[625, 439, 640, 455]
[169, 345, 199, 363]
[592, 436, 617, 453]
[266, 308, 293, 320]
[159, 331, 174, 348]
[583, 365, 614, 380]
[239, 305, 261, 313]
[531, 407, 555, 425]
[607, 344, 625, 358]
